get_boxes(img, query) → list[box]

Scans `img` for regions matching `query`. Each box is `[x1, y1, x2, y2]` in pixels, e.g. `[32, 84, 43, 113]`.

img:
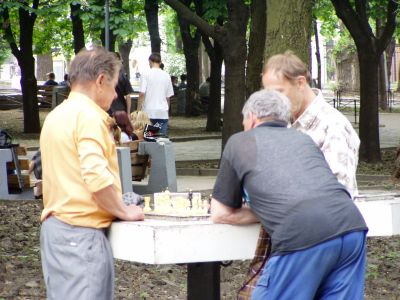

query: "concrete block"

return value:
[108, 219, 260, 264]
[355, 194, 400, 236]
[0, 149, 13, 197]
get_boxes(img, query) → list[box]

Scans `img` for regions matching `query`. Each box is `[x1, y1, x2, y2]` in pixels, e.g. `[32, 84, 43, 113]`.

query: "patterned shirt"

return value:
[292, 89, 360, 198]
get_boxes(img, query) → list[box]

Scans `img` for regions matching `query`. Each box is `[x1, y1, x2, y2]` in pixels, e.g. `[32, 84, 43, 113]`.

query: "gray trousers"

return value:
[40, 217, 114, 300]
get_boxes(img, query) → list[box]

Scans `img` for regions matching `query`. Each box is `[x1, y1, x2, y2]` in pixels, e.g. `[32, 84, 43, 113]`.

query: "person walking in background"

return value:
[109, 52, 134, 116]
[44, 72, 58, 86]
[39, 46, 144, 300]
[212, 89, 367, 300]
[138, 53, 174, 136]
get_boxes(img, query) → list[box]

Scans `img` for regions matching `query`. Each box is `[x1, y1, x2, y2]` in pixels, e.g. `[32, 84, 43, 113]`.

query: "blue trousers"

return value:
[252, 231, 367, 300]
[150, 118, 168, 137]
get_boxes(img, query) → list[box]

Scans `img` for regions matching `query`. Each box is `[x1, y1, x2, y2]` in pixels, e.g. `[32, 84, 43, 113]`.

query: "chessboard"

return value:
[143, 191, 211, 221]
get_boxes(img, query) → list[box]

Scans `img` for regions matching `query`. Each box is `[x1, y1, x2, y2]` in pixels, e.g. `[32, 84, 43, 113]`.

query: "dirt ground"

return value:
[0, 200, 400, 299]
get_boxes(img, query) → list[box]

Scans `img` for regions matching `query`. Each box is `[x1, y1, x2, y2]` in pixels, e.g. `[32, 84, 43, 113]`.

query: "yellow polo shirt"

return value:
[40, 91, 122, 228]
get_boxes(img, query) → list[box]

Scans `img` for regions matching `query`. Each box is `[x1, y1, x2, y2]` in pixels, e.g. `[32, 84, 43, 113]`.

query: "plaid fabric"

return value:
[237, 227, 272, 300]
[32, 150, 42, 180]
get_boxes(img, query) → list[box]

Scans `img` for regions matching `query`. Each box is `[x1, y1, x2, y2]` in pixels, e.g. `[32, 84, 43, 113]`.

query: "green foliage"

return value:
[81, 0, 147, 45]
[202, 0, 227, 23]
[162, 6, 181, 53]
[163, 52, 186, 77]
[313, 0, 339, 39]
[332, 30, 356, 60]
[33, 1, 74, 57]
[0, 39, 11, 66]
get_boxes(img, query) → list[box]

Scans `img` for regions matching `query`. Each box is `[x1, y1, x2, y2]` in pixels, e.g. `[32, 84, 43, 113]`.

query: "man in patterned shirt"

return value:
[262, 51, 359, 198]
[237, 51, 360, 299]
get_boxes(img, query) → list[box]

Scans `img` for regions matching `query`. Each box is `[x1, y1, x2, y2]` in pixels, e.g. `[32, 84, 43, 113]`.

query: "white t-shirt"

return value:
[120, 131, 131, 143]
[140, 68, 174, 119]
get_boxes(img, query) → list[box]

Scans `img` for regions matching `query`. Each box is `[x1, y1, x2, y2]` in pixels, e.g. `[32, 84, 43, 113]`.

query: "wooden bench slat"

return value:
[7, 159, 30, 170]
[15, 146, 27, 155]
[7, 174, 31, 188]
[122, 141, 149, 181]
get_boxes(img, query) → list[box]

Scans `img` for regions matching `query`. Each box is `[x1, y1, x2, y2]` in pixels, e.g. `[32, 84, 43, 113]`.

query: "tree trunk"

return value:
[101, 28, 116, 52]
[19, 57, 40, 133]
[358, 52, 381, 162]
[221, 1, 249, 148]
[164, 0, 249, 148]
[36, 53, 53, 82]
[70, 2, 85, 54]
[145, 0, 161, 53]
[202, 36, 222, 132]
[180, 30, 200, 116]
[175, 23, 183, 52]
[18, 4, 40, 133]
[378, 53, 388, 111]
[177, 1, 202, 117]
[385, 37, 396, 87]
[119, 39, 132, 80]
[264, 0, 313, 66]
[314, 18, 322, 89]
[376, 18, 388, 111]
[246, 0, 266, 98]
[331, 0, 397, 162]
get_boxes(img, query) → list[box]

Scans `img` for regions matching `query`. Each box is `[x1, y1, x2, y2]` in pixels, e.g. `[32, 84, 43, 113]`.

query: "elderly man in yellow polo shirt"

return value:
[39, 47, 144, 300]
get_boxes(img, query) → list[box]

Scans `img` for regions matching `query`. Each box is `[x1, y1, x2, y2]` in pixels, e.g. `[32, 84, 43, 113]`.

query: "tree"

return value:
[0, 39, 11, 66]
[33, 1, 74, 80]
[265, 1, 313, 66]
[331, 0, 398, 162]
[246, 0, 266, 97]
[166, 0, 249, 148]
[145, 0, 161, 53]
[176, 0, 202, 117]
[1, 0, 41, 133]
[70, 1, 85, 54]
[313, 18, 322, 89]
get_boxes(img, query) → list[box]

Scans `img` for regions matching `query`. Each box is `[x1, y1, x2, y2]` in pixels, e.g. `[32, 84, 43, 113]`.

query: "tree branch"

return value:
[377, 0, 398, 54]
[165, 0, 220, 39]
[202, 35, 215, 61]
[331, 0, 374, 47]
[1, 7, 20, 59]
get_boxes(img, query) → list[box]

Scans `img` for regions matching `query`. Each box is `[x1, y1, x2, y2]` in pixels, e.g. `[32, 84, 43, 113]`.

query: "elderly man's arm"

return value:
[211, 198, 259, 225]
[93, 184, 144, 221]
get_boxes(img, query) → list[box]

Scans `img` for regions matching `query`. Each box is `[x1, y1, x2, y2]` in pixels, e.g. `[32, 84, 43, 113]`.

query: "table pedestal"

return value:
[187, 262, 220, 300]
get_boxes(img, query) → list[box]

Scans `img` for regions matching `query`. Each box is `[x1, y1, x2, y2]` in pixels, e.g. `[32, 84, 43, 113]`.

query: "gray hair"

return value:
[68, 46, 121, 86]
[242, 89, 291, 123]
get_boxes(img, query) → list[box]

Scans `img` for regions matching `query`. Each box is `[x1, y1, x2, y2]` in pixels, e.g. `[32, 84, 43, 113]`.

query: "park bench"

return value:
[37, 85, 70, 108]
[6, 146, 33, 190]
[122, 140, 149, 182]
[37, 85, 55, 108]
[117, 140, 177, 195]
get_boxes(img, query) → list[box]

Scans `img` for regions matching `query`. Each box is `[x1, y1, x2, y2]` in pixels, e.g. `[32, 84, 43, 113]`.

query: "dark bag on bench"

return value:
[0, 129, 13, 148]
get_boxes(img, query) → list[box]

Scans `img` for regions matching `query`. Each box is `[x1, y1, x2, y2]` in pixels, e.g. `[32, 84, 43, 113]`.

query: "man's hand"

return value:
[93, 185, 144, 221]
[124, 205, 144, 221]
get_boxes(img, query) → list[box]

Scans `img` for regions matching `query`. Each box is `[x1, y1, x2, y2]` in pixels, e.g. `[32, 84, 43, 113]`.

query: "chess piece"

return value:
[144, 196, 151, 212]
[202, 200, 209, 214]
